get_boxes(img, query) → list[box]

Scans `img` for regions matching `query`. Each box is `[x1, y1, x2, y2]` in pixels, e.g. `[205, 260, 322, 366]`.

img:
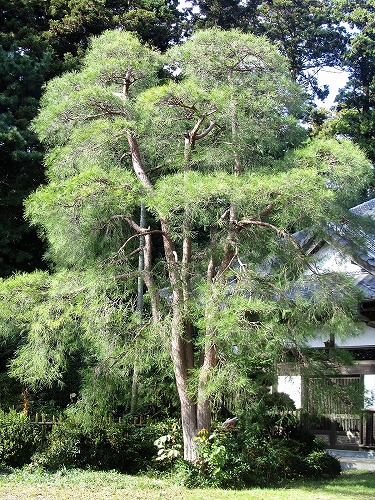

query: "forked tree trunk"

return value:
[127, 131, 214, 461]
[164, 221, 198, 460]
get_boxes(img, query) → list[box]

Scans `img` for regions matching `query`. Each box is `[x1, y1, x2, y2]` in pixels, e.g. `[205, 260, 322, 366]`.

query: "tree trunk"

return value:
[170, 287, 198, 460]
[127, 132, 202, 461]
[130, 364, 139, 415]
[159, 216, 197, 459]
[131, 202, 146, 414]
[197, 342, 217, 432]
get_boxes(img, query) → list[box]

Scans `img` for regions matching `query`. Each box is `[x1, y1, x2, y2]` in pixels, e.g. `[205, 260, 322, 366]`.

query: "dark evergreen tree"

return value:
[330, 0, 375, 165]
[0, 1, 55, 276]
[192, 0, 259, 30]
[255, 0, 347, 98]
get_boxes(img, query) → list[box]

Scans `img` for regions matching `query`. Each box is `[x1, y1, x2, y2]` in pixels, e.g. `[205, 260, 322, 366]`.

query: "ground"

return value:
[0, 468, 375, 499]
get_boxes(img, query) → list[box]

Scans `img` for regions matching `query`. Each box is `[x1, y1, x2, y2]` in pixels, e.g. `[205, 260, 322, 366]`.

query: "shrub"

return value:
[174, 421, 341, 489]
[0, 409, 43, 467]
[154, 421, 182, 464]
[303, 451, 341, 478]
[37, 414, 180, 472]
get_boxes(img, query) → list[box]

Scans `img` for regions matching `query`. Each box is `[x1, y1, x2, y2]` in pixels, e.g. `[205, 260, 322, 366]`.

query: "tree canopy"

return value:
[0, 28, 371, 460]
[329, 0, 375, 165]
[192, 0, 347, 99]
[0, 0, 186, 277]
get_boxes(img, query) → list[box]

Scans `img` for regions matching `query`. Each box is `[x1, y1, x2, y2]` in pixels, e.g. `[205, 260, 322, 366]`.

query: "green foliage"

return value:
[287, 138, 372, 208]
[36, 413, 179, 472]
[328, 0, 375, 165]
[25, 167, 142, 267]
[0, 409, 43, 467]
[303, 451, 342, 478]
[176, 418, 341, 488]
[83, 30, 162, 88]
[154, 421, 182, 463]
[255, 1, 346, 94]
[193, 0, 347, 99]
[192, 0, 259, 31]
[0, 0, 186, 278]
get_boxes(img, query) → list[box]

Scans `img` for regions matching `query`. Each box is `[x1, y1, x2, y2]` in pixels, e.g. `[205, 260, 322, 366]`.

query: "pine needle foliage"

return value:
[1, 28, 372, 457]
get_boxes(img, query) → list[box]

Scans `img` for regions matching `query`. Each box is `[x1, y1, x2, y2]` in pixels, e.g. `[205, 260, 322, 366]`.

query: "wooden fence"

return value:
[31, 413, 152, 427]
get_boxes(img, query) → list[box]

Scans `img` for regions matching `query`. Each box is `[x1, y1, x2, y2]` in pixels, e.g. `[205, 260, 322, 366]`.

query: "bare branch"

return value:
[258, 194, 282, 218]
[219, 208, 231, 221]
[165, 96, 198, 113]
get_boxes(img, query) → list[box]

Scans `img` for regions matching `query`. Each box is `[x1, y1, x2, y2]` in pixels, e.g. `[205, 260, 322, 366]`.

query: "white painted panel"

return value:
[306, 325, 375, 348]
[336, 325, 375, 347]
[307, 335, 333, 348]
[364, 374, 375, 410]
[277, 375, 302, 409]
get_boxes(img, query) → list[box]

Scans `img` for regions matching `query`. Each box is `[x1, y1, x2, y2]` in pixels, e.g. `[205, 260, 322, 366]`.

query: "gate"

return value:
[305, 376, 362, 449]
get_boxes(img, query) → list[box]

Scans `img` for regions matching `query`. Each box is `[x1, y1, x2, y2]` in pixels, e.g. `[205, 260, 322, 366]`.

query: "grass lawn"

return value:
[0, 468, 374, 500]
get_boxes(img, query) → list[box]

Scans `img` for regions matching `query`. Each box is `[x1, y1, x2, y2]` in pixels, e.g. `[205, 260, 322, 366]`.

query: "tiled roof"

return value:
[349, 199, 375, 269]
[293, 199, 375, 299]
[354, 274, 375, 299]
[325, 198, 375, 274]
[350, 198, 375, 219]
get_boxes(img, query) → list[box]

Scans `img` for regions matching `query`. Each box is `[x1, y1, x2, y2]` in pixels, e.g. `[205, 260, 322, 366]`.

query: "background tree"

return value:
[1, 29, 369, 461]
[0, 0, 55, 276]
[255, 0, 347, 99]
[191, 0, 259, 31]
[329, 0, 375, 166]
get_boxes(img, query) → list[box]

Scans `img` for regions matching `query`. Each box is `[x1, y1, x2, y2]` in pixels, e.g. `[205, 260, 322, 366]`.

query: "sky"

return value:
[316, 67, 349, 109]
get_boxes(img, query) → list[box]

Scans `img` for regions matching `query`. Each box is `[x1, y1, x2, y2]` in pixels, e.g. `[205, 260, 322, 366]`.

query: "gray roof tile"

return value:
[350, 198, 375, 219]
[354, 274, 375, 299]
[326, 198, 375, 272]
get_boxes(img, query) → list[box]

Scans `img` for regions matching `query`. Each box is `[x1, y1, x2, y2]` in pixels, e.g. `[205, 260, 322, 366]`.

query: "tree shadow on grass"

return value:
[283, 471, 375, 498]
[0, 467, 12, 476]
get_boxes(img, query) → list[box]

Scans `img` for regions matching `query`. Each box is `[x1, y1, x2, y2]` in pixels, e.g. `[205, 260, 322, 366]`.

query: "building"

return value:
[277, 198, 375, 450]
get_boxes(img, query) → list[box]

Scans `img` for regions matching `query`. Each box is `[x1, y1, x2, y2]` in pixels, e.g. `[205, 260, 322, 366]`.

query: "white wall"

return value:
[277, 375, 302, 409]
[337, 324, 375, 347]
[278, 374, 375, 410]
[307, 324, 375, 348]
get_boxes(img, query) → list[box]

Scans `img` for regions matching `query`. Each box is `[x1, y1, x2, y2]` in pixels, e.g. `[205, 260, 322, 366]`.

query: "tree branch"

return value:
[195, 120, 216, 140]
[236, 219, 318, 275]
[258, 194, 282, 218]
[118, 228, 168, 254]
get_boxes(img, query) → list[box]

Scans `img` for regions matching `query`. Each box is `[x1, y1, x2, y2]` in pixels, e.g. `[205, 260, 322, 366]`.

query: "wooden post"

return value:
[22, 388, 29, 415]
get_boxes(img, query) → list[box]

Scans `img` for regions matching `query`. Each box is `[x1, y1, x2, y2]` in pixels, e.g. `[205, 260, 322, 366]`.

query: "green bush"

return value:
[0, 409, 43, 467]
[37, 414, 179, 472]
[303, 451, 342, 478]
[174, 422, 341, 488]
[176, 392, 339, 488]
